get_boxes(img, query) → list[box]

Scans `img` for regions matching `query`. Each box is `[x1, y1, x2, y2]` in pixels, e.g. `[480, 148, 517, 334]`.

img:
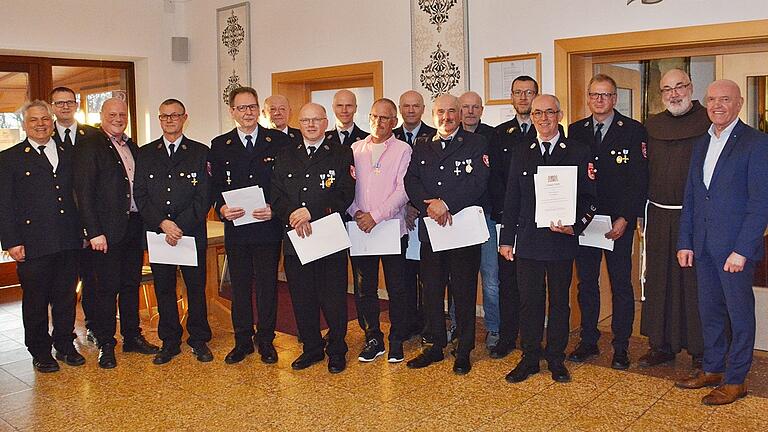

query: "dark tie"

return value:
[168, 143, 175, 158]
[521, 123, 528, 135]
[594, 123, 604, 147]
[341, 130, 350, 145]
[307, 146, 317, 158]
[38, 145, 53, 171]
[64, 128, 73, 147]
[542, 142, 551, 164]
[441, 138, 452, 150]
[245, 135, 254, 153]
[406, 131, 413, 146]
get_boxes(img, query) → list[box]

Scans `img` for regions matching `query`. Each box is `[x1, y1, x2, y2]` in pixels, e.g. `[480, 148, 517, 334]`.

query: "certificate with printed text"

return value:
[534, 166, 577, 228]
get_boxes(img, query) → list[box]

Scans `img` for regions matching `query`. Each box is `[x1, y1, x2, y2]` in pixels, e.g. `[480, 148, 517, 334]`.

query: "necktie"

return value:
[542, 142, 551, 164]
[594, 123, 604, 147]
[168, 143, 175, 158]
[245, 135, 254, 153]
[38, 145, 53, 171]
[341, 130, 350, 145]
[521, 123, 528, 135]
[64, 128, 73, 147]
[441, 138, 451, 150]
[307, 146, 317, 158]
[406, 131, 413, 146]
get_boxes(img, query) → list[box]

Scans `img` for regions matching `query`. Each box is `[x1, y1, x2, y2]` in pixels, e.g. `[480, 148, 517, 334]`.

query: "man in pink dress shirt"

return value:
[348, 98, 413, 363]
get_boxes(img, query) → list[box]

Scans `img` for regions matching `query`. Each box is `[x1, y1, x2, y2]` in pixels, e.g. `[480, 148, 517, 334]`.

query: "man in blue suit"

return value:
[676, 79, 768, 405]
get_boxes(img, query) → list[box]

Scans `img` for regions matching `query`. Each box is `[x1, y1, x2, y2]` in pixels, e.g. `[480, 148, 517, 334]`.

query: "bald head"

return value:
[432, 93, 461, 137]
[706, 79, 743, 134]
[100, 98, 129, 137]
[660, 68, 694, 116]
[332, 89, 357, 129]
[263, 94, 291, 130]
[298, 102, 328, 143]
[459, 91, 484, 130]
[399, 90, 426, 129]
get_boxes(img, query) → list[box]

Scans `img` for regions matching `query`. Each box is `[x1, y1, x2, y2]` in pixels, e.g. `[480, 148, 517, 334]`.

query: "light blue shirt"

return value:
[703, 118, 739, 189]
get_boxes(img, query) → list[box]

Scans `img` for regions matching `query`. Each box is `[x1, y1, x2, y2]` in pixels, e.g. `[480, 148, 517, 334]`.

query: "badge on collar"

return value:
[289, 133, 295, 138]
[560, 142, 566, 149]
[617, 120, 624, 127]
[79, 129, 85, 136]
[507, 127, 516, 134]
[226, 139, 232, 145]
[24, 147, 30, 153]
[266, 136, 272, 142]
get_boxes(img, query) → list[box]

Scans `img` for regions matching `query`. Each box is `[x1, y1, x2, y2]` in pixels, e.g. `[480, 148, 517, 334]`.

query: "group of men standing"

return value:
[1, 68, 766, 406]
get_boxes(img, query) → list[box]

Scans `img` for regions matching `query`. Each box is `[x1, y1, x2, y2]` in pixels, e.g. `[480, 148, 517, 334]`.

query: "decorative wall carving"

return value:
[217, 2, 251, 132]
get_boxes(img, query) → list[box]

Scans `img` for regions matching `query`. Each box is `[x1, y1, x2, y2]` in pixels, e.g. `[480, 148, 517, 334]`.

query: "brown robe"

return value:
[640, 100, 710, 355]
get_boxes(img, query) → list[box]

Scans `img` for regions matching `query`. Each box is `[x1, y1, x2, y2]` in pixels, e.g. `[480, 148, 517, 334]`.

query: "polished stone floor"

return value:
[0, 287, 767, 432]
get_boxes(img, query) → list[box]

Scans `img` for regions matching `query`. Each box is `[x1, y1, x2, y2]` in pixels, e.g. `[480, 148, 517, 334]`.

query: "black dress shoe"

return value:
[489, 341, 514, 359]
[54, 349, 86, 366]
[123, 335, 160, 355]
[506, 359, 540, 383]
[567, 343, 600, 363]
[32, 354, 60, 373]
[224, 344, 255, 364]
[191, 343, 214, 362]
[549, 361, 571, 383]
[98, 344, 117, 369]
[328, 355, 346, 374]
[453, 355, 471, 375]
[291, 352, 325, 370]
[611, 349, 630, 370]
[153, 344, 181, 365]
[406, 347, 444, 369]
[638, 349, 675, 367]
[257, 342, 278, 364]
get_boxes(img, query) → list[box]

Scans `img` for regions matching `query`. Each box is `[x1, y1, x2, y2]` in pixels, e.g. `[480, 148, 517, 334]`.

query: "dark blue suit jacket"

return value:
[678, 120, 768, 262]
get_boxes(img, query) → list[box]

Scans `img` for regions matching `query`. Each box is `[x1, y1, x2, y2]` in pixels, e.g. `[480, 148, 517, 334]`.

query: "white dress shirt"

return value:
[703, 118, 739, 189]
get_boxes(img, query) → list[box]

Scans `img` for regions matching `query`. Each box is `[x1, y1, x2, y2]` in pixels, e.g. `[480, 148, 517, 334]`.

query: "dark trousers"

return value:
[78, 247, 97, 330]
[696, 247, 756, 384]
[575, 227, 635, 350]
[151, 244, 211, 347]
[497, 255, 520, 347]
[350, 236, 409, 343]
[404, 257, 425, 335]
[517, 257, 573, 363]
[421, 243, 480, 356]
[93, 214, 144, 347]
[284, 251, 348, 357]
[227, 241, 280, 347]
[17, 250, 78, 357]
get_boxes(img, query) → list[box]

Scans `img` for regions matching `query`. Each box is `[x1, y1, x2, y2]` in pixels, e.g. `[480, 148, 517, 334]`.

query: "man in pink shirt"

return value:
[348, 98, 413, 363]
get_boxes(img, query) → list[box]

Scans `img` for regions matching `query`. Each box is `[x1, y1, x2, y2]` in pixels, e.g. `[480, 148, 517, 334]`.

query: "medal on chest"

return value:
[465, 158, 473, 173]
[190, 172, 198, 186]
[225, 170, 232, 185]
[454, 161, 462, 176]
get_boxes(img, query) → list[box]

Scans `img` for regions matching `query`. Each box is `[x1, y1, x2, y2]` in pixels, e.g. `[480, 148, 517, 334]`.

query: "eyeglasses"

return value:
[660, 83, 691, 95]
[233, 104, 259, 112]
[531, 109, 560, 119]
[52, 100, 77, 108]
[159, 113, 185, 121]
[369, 114, 396, 123]
[512, 90, 536, 98]
[588, 92, 615, 100]
[298, 117, 327, 125]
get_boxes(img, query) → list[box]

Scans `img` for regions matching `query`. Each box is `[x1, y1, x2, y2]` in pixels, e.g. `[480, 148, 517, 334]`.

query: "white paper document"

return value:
[146, 232, 198, 267]
[347, 219, 401, 256]
[405, 220, 421, 261]
[578, 214, 614, 251]
[222, 185, 267, 226]
[534, 166, 577, 228]
[288, 212, 351, 265]
[423, 206, 490, 252]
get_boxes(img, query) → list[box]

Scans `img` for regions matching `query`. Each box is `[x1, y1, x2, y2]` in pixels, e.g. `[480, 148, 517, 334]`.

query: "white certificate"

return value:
[423, 206, 490, 252]
[222, 185, 267, 226]
[146, 232, 198, 267]
[534, 166, 577, 228]
[578, 214, 614, 251]
[405, 220, 421, 261]
[288, 212, 351, 265]
[347, 219, 401, 256]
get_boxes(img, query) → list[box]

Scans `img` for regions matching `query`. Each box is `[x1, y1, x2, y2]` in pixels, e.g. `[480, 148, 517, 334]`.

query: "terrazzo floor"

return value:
[0, 287, 767, 432]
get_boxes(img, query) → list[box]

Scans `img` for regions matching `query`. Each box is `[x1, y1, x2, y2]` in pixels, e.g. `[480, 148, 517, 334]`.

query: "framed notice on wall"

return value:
[484, 54, 541, 105]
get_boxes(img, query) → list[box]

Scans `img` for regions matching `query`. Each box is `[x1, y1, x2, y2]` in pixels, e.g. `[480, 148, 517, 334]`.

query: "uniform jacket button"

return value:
[25, 220, 30, 224]
[166, 200, 171, 205]
[437, 181, 442, 186]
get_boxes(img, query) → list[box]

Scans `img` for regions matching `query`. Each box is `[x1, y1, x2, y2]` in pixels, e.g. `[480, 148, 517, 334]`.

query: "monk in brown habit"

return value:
[639, 69, 710, 370]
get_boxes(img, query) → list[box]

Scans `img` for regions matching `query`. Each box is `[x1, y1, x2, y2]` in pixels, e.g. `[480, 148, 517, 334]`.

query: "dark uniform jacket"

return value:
[489, 117, 538, 222]
[270, 139, 355, 255]
[325, 124, 369, 147]
[393, 122, 437, 147]
[134, 136, 210, 243]
[74, 131, 137, 244]
[0, 139, 81, 259]
[53, 122, 101, 148]
[404, 128, 490, 245]
[568, 110, 648, 224]
[499, 136, 597, 261]
[208, 126, 289, 248]
[281, 126, 302, 146]
[467, 122, 496, 215]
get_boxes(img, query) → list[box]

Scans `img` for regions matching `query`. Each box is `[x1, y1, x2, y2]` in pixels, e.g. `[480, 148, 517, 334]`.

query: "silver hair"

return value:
[20, 100, 54, 120]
